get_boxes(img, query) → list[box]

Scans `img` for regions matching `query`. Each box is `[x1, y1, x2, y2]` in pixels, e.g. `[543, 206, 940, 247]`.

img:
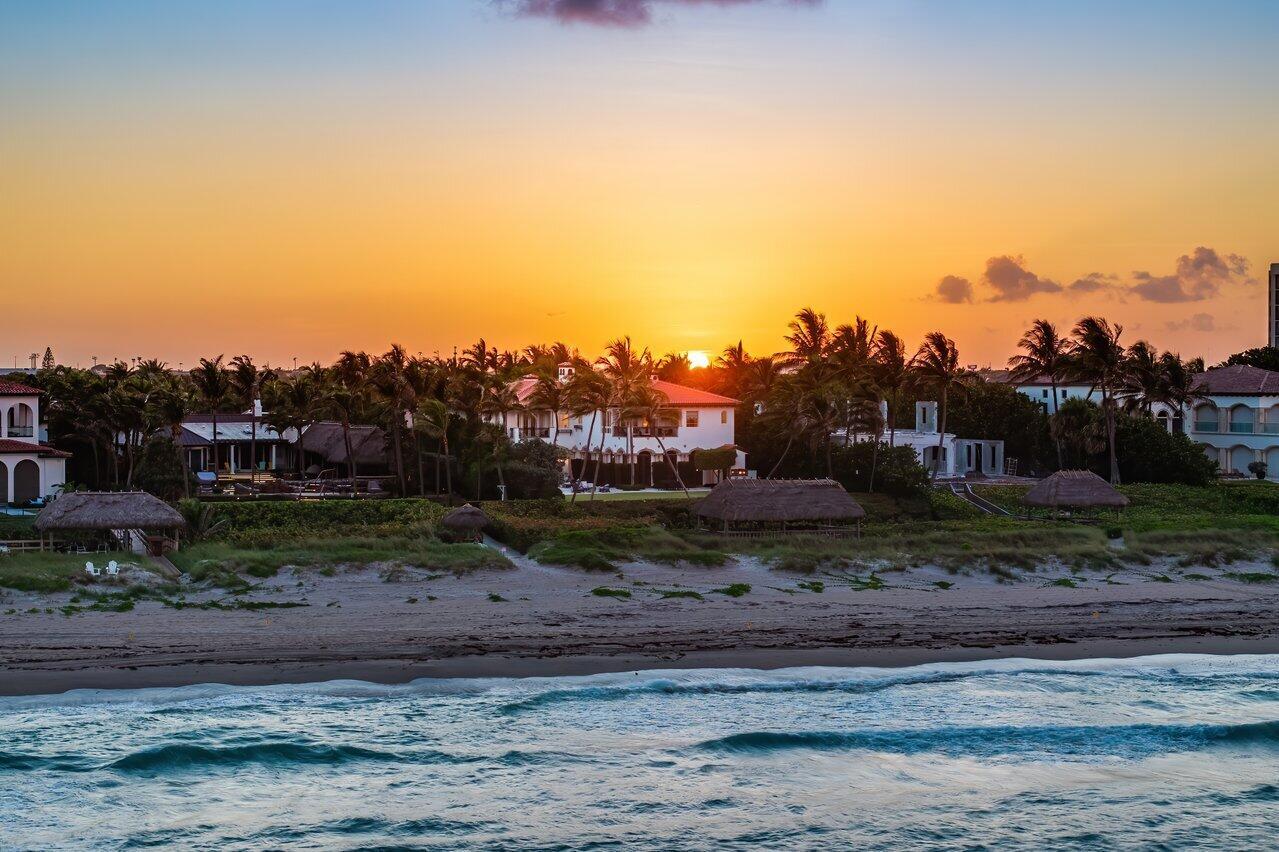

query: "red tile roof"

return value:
[0, 379, 39, 395]
[650, 379, 739, 406]
[0, 439, 71, 458]
[510, 376, 738, 407]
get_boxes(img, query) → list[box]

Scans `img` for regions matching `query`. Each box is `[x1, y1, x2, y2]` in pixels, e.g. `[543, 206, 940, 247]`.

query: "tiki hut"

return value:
[33, 491, 187, 553]
[694, 478, 865, 537]
[1021, 470, 1129, 515]
[440, 503, 489, 542]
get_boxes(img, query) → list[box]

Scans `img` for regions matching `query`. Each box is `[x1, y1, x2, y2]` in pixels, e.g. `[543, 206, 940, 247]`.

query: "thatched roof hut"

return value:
[34, 492, 186, 532]
[1021, 470, 1129, 510]
[298, 422, 388, 470]
[695, 478, 864, 535]
[440, 503, 489, 541]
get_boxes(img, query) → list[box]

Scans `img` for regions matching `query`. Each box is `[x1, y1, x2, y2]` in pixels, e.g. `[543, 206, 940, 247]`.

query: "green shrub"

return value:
[191, 499, 446, 545]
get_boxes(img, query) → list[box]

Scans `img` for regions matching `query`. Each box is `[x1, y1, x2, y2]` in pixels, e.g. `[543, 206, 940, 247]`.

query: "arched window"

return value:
[1228, 404, 1255, 435]
[6, 403, 34, 438]
[1192, 404, 1219, 433]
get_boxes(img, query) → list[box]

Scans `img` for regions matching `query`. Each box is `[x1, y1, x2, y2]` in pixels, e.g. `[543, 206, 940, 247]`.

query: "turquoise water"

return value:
[3, 654, 1279, 850]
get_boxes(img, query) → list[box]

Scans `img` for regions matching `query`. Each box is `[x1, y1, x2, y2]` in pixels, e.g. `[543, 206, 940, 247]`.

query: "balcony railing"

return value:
[612, 426, 678, 438]
[1192, 420, 1279, 435]
[520, 426, 551, 438]
[6, 427, 34, 438]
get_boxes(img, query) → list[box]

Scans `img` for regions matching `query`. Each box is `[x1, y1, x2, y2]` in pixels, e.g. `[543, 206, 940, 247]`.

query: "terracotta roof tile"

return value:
[0, 379, 39, 395]
[0, 439, 71, 458]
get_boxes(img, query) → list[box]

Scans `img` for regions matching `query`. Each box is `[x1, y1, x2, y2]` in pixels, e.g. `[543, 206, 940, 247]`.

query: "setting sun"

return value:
[687, 350, 711, 369]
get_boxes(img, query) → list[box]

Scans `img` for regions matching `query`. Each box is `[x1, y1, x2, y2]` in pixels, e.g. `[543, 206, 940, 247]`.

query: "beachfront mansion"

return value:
[1008, 365, 1279, 479]
[496, 364, 745, 487]
[0, 379, 68, 504]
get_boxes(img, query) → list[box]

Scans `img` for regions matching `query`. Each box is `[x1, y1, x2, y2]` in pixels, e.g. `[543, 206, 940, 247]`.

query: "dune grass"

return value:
[0, 552, 94, 593]
[530, 526, 728, 571]
[170, 538, 510, 583]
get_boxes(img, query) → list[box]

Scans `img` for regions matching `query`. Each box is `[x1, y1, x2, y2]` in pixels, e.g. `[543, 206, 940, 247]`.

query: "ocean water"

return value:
[3, 655, 1279, 850]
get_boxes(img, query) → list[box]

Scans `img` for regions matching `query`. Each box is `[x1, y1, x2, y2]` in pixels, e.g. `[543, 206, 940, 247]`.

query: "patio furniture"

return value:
[84, 561, 100, 577]
[106, 560, 119, 576]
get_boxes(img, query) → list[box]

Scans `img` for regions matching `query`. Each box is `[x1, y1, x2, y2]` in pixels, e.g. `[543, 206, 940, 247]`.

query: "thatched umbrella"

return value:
[1021, 470, 1129, 512]
[440, 503, 489, 542]
[694, 478, 865, 535]
[34, 492, 187, 553]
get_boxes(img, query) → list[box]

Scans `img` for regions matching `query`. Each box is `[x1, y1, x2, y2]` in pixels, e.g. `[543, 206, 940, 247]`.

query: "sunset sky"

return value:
[3, 0, 1277, 369]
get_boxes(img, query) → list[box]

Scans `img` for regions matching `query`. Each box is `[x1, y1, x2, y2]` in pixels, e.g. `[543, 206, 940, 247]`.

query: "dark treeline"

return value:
[18, 312, 1245, 501]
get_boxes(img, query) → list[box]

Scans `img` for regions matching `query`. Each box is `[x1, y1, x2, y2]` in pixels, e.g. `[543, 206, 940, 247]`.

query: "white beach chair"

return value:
[84, 561, 100, 577]
[106, 561, 120, 576]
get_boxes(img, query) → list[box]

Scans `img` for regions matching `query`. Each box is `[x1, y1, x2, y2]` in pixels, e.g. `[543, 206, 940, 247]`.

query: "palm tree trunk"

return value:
[1050, 375, 1064, 470]
[868, 434, 880, 492]
[391, 411, 405, 495]
[590, 411, 608, 501]
[341, 418, 357, 497]
[654, 435, 689, 497]
[1105, 390, 1120, 484]
[573, 409, 598, 504]
[211, 412, 219, 485]
[249, 412, 257, 485]
[442, 435, 453, 496]
[414, 431, 426, 496]
[173, 423, 191, 497]
[767, 431, 797, 478]
[932, 388, 948, 481]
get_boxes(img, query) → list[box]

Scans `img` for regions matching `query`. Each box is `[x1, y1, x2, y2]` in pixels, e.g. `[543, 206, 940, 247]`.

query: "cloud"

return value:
[1067, 272, 1119, 295]
[933, 274, 974, 304]
[1165, 313, 1216, 332]
[983, 255, 1062, 301]
[495, 0, 819, 27]
[1129, 246, 1252, 303]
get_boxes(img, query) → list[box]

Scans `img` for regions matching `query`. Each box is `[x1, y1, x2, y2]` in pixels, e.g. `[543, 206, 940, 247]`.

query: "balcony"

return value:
[1192, 421, 1219, 433]
[1229, 422, 1256, 434]
[612, 426, 678, 438]
[520, 426, 551, 439]
[6, 426, 33, 438]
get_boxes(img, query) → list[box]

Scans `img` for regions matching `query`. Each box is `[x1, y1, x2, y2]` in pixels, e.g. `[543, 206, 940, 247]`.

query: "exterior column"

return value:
[5, 464, 12, 506]
[230, 444, 237, 473]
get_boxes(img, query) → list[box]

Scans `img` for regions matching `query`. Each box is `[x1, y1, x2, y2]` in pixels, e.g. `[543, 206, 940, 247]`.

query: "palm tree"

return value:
[1069, 317, 1127, 484]
[629, 382, 690, 495]
[597, 337, 652, 487]
[413, 397, 454, 496]
[230, 355, 262, 481]
[873, 330, 910, 448]
[479, 379, 521, 496]
[564, 365, 610, 501]
[1121, 341, 1162, 415]
[148, 379, 193, 496]
[912, 332, 964, 481]
[265, 373, 321, 476]
[1007, 319, 1071, 469]
[190, 356, 230, 478]
[781, 307, 830, 367]
[370, 345, 413, 494]
[715, 340, 751, 399]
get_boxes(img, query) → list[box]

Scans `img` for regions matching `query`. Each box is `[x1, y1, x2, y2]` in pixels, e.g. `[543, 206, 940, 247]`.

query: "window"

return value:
[685, 410, 699, 428]
[1041, 389, 1048, 398]
[720, 410, 728, 424]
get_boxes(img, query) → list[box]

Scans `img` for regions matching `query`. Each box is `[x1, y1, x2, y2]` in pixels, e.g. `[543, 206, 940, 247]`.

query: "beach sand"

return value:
[3, 556, 1279, 696]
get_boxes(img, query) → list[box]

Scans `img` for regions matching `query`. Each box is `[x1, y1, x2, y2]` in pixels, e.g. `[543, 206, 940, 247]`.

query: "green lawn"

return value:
[563, 488, 710, 502]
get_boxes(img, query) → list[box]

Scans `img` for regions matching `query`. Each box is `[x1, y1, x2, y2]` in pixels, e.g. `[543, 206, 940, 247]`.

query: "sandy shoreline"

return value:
[4, 556, 1279, 697]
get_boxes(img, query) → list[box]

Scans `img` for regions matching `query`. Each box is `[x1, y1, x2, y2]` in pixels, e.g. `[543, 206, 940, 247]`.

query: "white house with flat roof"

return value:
[0, 379, 68, 505]
[838, 400, 1006, 479]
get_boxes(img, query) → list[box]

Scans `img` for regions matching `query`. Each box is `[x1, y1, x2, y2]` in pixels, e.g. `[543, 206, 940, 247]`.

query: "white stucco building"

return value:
[839, 401, 1006, 479]
[1150, 365, 1279, 478]
[0, 379, 68, 505]
[497, 365, 743, 487]
[1001, 364, 1279, 480]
